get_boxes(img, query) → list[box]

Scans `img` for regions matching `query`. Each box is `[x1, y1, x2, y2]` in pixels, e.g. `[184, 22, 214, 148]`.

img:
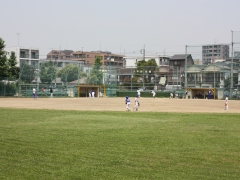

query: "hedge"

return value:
[116, 91, 170, 98]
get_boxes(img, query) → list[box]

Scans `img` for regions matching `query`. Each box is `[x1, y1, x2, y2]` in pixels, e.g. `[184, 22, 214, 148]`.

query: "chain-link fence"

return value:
[1, 38, 240, 99]
[1, 61, 239, 99]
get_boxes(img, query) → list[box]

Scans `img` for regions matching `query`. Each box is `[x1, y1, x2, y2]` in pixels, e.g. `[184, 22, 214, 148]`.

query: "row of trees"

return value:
[0, 38, 19, 80]
[20, 53, 103, 85]
[1, 36, 156, 88]
[38, 56, 103, 84]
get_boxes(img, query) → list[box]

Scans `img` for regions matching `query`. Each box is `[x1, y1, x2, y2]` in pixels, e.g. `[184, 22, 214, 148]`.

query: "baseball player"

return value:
[49, 87, 53, 98]
[137, 89, 141, 98]
[151, 90, 156, 98]
[133, 94, 140, 111]
[125, 96, 131, 111]
[175, 93, 178, 99]
[224, 95, 229, 110]
[89, 90, 92, 98]
[32, 87, 37, 99]
[92, 91, 95, 98]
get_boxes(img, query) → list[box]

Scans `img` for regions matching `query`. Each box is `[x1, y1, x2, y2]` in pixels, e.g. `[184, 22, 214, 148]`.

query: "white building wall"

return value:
[4, 46, 39, 67]
[123, 56, 169, 68]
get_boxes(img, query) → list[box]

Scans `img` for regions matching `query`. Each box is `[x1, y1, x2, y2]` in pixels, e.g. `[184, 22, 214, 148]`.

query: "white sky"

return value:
[1, 0, 240, 58]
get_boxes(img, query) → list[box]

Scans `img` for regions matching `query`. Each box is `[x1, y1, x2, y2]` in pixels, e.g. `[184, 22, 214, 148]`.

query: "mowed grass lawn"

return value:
[0, 108, 240, 180]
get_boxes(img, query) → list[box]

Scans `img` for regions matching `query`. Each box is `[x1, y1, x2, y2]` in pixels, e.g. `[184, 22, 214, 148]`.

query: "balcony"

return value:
[31, 55, 39, 59]
[20, 54, 29, 58]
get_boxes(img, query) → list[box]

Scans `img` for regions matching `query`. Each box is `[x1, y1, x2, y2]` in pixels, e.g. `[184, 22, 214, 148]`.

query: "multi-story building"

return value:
[72, 51, 124, 66]
[47, 50, 74, 60]
[202, 44, 229, 65]
[5, 46, 40, 68]
[123, 55, 170, 68]
[168, 54, 194, 87]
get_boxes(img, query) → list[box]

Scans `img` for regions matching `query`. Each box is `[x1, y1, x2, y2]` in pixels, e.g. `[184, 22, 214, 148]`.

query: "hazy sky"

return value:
[1, 0, 240, 58]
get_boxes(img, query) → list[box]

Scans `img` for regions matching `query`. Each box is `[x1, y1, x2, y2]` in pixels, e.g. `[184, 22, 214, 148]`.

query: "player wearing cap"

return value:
[32, 87, 37, 99]
[133, 94, 140, 111]
[151, 90, 156, 98]
[125, 96, 131, 111]
[224, 95, 229, 110]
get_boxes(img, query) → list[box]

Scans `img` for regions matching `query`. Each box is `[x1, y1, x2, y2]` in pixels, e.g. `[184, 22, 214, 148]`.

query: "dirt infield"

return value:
[0, 97, 239, 113]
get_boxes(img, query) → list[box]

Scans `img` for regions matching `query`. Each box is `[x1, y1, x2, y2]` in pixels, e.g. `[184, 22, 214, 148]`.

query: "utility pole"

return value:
[185, 45, 187, 89]
[230, 30, 233, 98]
[82, 47, 83, 61]
[140, 45, 145, 60]
[143, 44, 145, 61]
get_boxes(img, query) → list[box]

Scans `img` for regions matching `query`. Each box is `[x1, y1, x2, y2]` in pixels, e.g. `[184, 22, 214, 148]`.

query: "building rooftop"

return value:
[170, 54, 191, 60]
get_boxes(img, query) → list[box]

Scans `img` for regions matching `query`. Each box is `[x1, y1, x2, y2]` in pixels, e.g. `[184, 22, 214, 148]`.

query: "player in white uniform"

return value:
[125, 96, 131, 111]
[32, 87, 37, 99]
[224, 95, 229, 110]
[92, 91, 95, 98]
[151, 91, 156, 98]
[137, 89, 141, 98]
[133, 95, 139, 111]
[170, 92, 173, 99]
[175, 93, 178, 99]
[89, 90, 92, 98]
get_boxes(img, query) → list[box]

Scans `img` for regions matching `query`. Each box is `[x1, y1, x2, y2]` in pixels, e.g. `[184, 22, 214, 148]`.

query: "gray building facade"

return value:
[202, 44, 229, 65]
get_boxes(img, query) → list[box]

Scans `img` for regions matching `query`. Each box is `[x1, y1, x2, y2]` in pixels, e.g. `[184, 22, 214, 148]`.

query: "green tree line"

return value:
[0, 38, 19, 80]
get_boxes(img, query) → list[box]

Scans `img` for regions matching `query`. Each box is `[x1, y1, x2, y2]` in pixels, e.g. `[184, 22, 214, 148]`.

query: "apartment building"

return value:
[47, 50, 74, 60]
[72, 51, 124, 66]
[202, 44, 229, 65]
[5, 46, 40, 68]
[123, 55, 170, 68]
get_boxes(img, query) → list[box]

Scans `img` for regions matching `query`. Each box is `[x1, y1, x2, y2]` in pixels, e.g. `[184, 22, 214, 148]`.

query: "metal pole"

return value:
[214, 65, 215, 88]
[230, 30, 233, 98]
[82, 47, 83, 62]
[143, 67, 145, 89]
[143, 44, 145, 61]
[78, 63, 80, 85]
[131, 67, 132, 91]
[172, 68, 174, 88]
[154, 66, 156, 88]
[180, 74, 182, 89]
[194, 66, 196, 87]
[177, 68, 179, 88]
[185, 45, 187, 88]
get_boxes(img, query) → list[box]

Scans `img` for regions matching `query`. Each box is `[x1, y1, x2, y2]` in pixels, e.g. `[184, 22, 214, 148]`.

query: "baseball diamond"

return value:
[0, 98, 239, 113]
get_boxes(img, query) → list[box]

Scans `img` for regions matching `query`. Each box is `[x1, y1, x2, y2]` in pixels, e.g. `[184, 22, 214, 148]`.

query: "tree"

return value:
[0, 38, 9, 79]
[39, 63, 48, 83]
[8, 52, 20, 79]
[0, 37, 20, 80]
[57, 64, 86, 84]
[133, 59, 158, 89]
[224, 76, 238, 91]
[145, 59, 158, 83]
[87, 56, 103, 84]
[19, 63, 35, 83]
[39, 61, 57, 83]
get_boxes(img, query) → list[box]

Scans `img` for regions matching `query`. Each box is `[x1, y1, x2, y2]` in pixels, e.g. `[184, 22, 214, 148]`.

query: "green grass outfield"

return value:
[1, 108, 240, 180]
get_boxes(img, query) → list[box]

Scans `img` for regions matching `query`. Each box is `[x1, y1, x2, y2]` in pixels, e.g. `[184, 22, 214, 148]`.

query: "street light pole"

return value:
[230, 30, 234, 98]
[185, 45, 188, 89]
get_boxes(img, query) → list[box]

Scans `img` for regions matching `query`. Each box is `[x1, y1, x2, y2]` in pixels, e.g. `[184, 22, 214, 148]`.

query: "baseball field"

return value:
[0, 98, 240, 179]
[0, 97, 239, 113]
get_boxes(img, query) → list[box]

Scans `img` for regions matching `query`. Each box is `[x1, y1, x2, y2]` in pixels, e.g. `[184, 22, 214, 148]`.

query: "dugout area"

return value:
[77, 84, 106, 97]
[186, 88, 216, 99]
